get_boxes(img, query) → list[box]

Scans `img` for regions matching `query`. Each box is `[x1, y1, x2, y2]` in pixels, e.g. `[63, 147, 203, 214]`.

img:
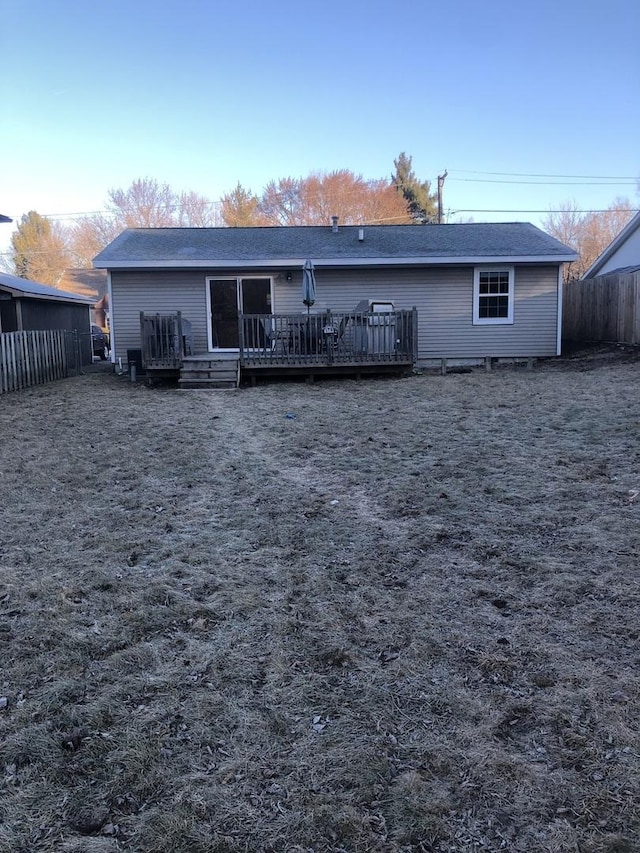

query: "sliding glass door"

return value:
[207, 277, 272, 350]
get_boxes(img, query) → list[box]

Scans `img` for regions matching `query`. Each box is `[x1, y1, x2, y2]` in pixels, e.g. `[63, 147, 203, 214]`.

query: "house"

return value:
[582, 211, 640, 279]
[93, 221, 576, 385]
[0, 272, 95, 364]
[57, 267, 109, 330]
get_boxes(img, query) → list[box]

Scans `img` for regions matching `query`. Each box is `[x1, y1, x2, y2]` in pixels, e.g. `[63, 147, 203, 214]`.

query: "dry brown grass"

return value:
[1, 345, 639, 852]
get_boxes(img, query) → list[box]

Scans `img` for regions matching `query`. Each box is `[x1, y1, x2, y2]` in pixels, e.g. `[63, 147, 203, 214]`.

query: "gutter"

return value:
[0, 287, 95, 305]
[95, 254, 578, 270]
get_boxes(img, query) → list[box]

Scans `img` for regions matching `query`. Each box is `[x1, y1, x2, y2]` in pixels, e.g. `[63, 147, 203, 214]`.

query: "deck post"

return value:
[441, 358, 447, 375]
[140, 311, 146, 366]
[485, 356, 492, 372]
[238, 313, 246, 366]
[176, 311, 183, 362]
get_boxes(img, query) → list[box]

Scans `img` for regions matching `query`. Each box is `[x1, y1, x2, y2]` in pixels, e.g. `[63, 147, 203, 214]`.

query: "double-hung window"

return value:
[473, 266, 514, 325]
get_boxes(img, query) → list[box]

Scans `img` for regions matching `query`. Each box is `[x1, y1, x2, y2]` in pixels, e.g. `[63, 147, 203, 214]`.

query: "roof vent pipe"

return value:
[331, 215, 339, 232]
[358, 228, 364, 241]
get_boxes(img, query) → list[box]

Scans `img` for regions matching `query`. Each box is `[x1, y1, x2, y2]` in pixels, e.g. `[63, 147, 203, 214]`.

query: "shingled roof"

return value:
[94, 222, 577, 269]
[0, 272, 94, 304]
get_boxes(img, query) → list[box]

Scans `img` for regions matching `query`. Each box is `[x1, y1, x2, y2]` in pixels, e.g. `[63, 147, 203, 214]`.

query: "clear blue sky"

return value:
[1, 0, 638, 255]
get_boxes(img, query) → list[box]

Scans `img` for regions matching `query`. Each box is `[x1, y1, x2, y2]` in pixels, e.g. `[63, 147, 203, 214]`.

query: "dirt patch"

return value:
[1, 348, 639, 852]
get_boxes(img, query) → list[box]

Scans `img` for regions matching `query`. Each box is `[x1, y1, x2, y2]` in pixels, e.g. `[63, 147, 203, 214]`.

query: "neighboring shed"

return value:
[94, 221, 576, 386]
[0, 272, 94, 364]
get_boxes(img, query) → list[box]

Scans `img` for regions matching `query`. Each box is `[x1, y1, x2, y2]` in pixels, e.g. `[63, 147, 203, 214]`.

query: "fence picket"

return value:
[564, 271, 640, 345]
[0, 330, 74, 395]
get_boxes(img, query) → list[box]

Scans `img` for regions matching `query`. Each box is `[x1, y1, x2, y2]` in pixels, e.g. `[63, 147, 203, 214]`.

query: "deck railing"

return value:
[140, 312, 193, 368]
[240, 309, 417, 367]
[139, 309, 418, 371]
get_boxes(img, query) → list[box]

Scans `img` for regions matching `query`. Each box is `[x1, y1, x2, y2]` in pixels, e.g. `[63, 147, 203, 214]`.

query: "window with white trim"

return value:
[473, 266, 514, 325]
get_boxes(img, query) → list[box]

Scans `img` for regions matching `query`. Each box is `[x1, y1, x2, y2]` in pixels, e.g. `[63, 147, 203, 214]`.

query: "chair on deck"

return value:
[323, 313, 350, 356]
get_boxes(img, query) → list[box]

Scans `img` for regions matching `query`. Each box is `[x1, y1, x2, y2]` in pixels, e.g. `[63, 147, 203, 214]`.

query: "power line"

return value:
[449, 178, 637, 186]
[4, 170, 638, 224]
[448, 169, 639, 180]
[449, 208, 639, 214]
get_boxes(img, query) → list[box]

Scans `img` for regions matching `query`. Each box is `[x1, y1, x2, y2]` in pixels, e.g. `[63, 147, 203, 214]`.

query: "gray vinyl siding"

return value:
[275, 264, 560, 359]
[110, 270, 215, 361]
[110, 264, 560, 363]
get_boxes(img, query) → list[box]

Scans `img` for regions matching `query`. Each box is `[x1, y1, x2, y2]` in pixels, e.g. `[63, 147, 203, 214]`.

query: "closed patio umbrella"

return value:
[302, 259, 316, 317]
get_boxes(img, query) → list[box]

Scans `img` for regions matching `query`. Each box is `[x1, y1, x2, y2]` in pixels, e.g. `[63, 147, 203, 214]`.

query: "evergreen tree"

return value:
[11, 210, 71, 285]
[392, 152, 437, 224]
[220, 183, 265, 226]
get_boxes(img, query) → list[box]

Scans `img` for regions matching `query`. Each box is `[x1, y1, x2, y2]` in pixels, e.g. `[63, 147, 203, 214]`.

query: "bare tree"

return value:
[70, 213, 122, 268]
[259, 177, 305, 226]
[257, 170, 411, 227]
[580, 199, 636, 272]
[543, 198, 635, 281]
[70, 178, 221, 264]
[108, 178, 177, 228]
[175, 191, 221, 227]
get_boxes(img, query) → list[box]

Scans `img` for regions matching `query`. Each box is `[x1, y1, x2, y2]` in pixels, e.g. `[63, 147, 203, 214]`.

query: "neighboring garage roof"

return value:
[57, 267, 109, 300]
[587, 264, 640, 277]
[0, 272, 95, 304]
[582, 211, 640, 279]
[94, 222, 578, 269]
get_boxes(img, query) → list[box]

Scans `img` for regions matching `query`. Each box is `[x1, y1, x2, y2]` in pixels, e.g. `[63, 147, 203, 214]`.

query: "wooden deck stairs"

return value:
[178, 355, 240, 390]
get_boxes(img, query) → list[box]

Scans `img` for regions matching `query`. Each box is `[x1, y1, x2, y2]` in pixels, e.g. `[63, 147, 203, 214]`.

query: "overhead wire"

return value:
[3, 168, 638, 223]
[448, 169, 638, 179]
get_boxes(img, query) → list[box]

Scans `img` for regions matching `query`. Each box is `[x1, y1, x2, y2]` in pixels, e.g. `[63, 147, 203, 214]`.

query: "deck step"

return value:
[181, 369, 238, 380]
[179, 357, 239, 390]
[179, 379, 237, 390]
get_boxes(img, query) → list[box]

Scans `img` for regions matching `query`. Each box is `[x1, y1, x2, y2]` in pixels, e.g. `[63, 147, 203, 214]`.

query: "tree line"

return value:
[6, 153, 436, 285]
[4, 154, 637, 287]
[542, 199, 635, 282]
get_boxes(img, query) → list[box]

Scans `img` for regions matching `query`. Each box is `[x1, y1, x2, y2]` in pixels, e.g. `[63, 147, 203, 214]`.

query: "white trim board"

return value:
[96, 254, 577, 270]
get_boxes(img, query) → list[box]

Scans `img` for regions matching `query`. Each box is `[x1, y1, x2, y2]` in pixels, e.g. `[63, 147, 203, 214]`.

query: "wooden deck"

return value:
[139, 309, 417, 385]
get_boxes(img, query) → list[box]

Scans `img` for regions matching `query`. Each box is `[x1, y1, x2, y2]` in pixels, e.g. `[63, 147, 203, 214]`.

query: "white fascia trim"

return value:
[2, 287, 94, 305]
[95, 253, 578, 270]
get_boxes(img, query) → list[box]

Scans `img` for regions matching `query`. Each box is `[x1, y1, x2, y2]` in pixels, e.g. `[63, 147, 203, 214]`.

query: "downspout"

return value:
[15, 298, 23, 330]
[106, 270, 115, 364]
[556, 266, 563, 356]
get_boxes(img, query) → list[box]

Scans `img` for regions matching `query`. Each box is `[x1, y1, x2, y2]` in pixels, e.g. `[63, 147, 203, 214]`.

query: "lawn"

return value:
[0, 348, 639, 853]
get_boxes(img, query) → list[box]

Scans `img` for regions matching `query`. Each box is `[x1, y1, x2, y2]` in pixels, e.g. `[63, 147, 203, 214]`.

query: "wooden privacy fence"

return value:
[563, 270, 640, 345]
[0, 329, 72, 395]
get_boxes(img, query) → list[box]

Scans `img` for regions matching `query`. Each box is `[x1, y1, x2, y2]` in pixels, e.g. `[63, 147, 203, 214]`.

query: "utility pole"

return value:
[437, 170, 448, 224]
